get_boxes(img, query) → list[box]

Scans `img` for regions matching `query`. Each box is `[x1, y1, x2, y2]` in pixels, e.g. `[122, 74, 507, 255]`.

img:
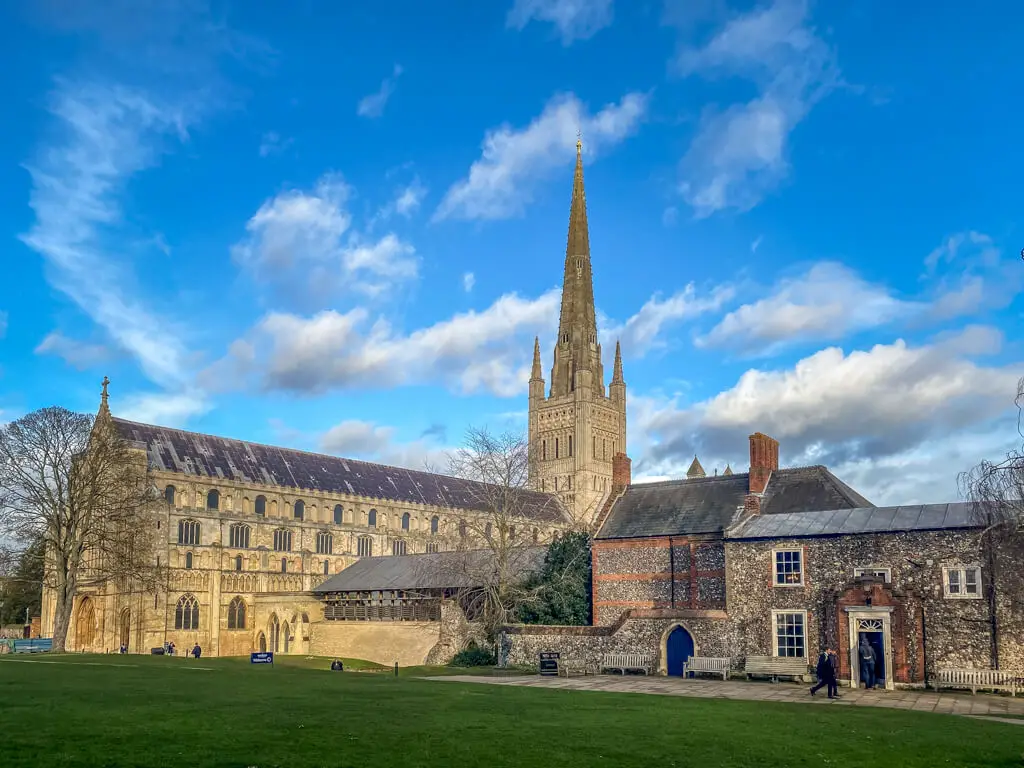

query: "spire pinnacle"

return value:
[550, 141, 598, 396]
[98, 376, 111, 420]
[686, 455, 706, 479]
[531, 336, 543, 380]
[611, 340, 624, 384]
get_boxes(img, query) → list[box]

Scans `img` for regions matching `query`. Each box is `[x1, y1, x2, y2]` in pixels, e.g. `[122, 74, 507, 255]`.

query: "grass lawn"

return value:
[1, 655, 1022, 768]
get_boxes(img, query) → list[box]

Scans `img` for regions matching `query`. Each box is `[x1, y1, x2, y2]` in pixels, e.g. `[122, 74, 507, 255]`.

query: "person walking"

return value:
[810, 647, 840, 699]
[858, 637, 877, 689]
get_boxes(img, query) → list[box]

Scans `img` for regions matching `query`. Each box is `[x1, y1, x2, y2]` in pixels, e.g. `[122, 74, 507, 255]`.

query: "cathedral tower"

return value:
[528, 140, 628, 527]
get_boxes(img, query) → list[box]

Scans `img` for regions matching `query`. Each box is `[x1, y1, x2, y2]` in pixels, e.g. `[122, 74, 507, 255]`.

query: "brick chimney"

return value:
[593, 452, 632, 533]
[746, 432, 779, 515]
[611, 452, 632, 493]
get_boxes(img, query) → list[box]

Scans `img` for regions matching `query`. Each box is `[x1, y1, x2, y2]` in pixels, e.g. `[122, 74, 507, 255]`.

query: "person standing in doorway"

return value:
[858, 637, 877, 689]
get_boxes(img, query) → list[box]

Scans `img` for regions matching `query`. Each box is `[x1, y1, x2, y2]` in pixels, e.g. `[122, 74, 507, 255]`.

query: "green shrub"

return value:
[448, 642, 496, 667]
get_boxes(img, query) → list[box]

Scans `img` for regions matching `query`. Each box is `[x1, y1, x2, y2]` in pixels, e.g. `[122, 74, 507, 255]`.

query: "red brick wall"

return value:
[836, 582, 924, 684]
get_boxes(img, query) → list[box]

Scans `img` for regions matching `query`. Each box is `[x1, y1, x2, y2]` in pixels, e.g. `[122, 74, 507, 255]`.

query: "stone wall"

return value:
[309, 620, 441, 666]
[501, 609, 732, 673]
[725, 529, 1001, 683]
[592, 537, 726, 625]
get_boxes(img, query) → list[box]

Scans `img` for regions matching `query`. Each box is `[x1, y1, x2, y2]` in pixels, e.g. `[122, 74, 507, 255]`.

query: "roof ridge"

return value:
[112, 416, 560, 505]
[629, 473, 750, 489]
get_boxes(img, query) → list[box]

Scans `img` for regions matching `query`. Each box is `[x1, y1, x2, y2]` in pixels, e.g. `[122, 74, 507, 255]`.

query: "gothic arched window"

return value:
[174, 594, 199, 630]
[368, 509, 377, 528]
[357, 536, 373, 557]
[401, 513, 410, 531]
[273, 529, 292, 552]
[234, 555, 243, 572]
[255, 496, 266, 516]
[165, 485, 175, 506]
[334, 505, 343, 525]
[227, 596, 247, 630]
[185, 552, 194, 569]
[229, 523, 251, 549]
[317, 531, 333, 555]
[430, 516, 439, 534]
[177, 519, 200, 546]
[206, 490, 219, 510]
[294, 500, 305, 520]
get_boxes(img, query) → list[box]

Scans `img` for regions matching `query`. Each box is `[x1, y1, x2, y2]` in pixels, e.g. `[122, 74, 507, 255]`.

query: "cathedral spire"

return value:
[531, 336, 543, 380]
[612, 340, 624, 384]
[550, 139, 601, 397]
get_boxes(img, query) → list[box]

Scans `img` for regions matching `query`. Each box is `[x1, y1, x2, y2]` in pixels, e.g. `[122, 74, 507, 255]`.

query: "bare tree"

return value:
[415, 427, 585, 643]
[0, 405, 161, 652]
[958, 376, 1024, 668]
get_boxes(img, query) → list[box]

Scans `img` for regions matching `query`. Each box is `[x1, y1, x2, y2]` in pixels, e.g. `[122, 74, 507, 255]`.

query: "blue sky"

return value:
[1, 0, 1022, 505]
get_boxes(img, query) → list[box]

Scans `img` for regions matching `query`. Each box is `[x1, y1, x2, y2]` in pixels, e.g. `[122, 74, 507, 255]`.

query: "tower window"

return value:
[555, 438, 559, 458]
[542, 440, 547, 461]
[568, 436, 573, 457]
[562, 333, 569, 343]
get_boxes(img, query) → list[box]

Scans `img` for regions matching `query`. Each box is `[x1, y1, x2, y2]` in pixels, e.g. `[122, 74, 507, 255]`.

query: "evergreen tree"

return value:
[517, 531, 592, 625]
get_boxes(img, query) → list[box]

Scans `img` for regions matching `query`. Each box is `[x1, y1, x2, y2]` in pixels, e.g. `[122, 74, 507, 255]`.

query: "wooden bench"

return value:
[744, 656, 809, 682]
[683, 656, 731, 681]
[558, 662, 596, 678]
[935, 669, 1018, 697]
[12, 638, 52, 654]
[601, 653, 653, 675]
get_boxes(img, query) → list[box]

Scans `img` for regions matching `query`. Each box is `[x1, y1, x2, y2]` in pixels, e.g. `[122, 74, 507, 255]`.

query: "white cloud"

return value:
[463, 272, 476, 292]
[357, 64, 403, 119]
[923, 231, 1022, 322]
[117, 390, 210, 427]
[20, 82, 197, 390]
[699, 262, 919, 355]
[750, 235, 763, 253]
[258, 131, 293, 157]
[319, 419, 449, 471]
[205, 289, 561, 398]
[605, 283, 735, 355]
[506, 0, 614, 45]
[35, 331, 114, 370]
[434, 91, 648, 221]
[394, 178, 426, 216]
[633, 327, 1024, 502]
[231, 174, 418, 303]
[674, 0, 839, 216]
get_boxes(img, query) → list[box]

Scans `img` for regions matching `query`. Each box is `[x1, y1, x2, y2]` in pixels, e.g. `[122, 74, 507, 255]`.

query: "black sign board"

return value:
[539, 651, 560, 676]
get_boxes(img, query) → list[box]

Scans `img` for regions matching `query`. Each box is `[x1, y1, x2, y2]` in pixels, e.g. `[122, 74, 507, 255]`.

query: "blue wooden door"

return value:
[667, 626, 695, 676]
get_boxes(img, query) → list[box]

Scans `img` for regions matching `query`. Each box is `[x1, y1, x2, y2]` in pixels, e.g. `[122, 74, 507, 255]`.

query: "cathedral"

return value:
[41, 140, 623, 661]
[42, 142, 1020, 684]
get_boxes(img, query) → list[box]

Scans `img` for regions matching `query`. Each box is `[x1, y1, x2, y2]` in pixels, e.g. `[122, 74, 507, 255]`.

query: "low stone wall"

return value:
[310, 621, 441, 666]
[501, 609, 732, 674]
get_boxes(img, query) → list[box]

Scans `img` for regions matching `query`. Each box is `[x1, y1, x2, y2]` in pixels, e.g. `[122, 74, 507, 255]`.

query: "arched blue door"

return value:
[666, 626, 695, 676]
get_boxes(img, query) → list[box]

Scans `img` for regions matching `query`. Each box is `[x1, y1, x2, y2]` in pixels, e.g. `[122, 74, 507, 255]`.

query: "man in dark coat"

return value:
[810, 647, 840, 699]
[858, 637, 877, 689]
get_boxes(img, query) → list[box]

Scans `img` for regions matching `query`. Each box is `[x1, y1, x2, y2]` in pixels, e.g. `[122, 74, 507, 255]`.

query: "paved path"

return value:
[427, 674, 1024, 723]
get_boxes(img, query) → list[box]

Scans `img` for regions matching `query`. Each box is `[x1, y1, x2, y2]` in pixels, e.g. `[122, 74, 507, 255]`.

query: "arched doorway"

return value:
[256, 632, 267, 652]
[282, 622, 291, 653]
[119, 608, 131, 651]
[666, 625, 695, 677]
[74, 597, 96, 651]
[269, 614, 280, 653]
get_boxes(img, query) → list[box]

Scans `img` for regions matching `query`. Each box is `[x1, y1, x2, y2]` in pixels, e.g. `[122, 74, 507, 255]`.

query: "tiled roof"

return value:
[595, 466, 873, 540]
[728, 503, 979, 539]
[313, 547, 548, 592]
[113, 417, 568, 524]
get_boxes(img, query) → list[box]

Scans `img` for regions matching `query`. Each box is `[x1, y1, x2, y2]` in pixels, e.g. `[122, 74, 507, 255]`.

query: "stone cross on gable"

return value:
[101, 376, 110, 404]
